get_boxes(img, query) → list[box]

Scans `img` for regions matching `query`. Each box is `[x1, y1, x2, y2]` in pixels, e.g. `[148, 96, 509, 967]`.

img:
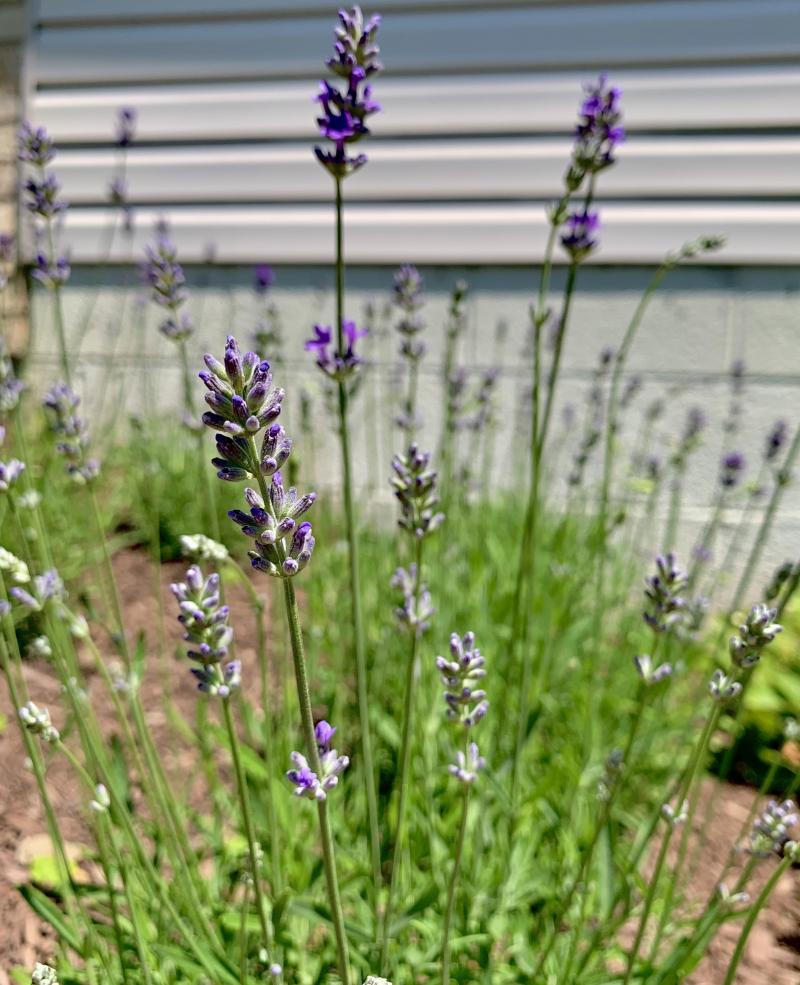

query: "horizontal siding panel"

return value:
[54, 202, 800, 264]
[33, 1, 800, 86]
[54, 136, 800, 204]
[37, 0, 664, 22]
[33, 66, 800, 144]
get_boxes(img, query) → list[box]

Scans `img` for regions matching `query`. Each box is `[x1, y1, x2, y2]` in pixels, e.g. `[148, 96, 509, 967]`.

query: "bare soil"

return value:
[0, 551, 798, 983]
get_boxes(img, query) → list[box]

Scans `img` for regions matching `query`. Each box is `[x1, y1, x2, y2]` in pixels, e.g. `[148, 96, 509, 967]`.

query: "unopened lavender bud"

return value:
[709, 669, 742, 702]
[19, 701, 59, 743]
[89, 783, 111, 813]
[0, 458, 26, 493]
[31, 964, 59, 985]
[449, 742, 485, 784]
[643, 552, 688, 633]
[661, 800, 688, 826]
[729, 603, 782, 668]
[749, 799, 798, 857]
[633, 653, 673, 686]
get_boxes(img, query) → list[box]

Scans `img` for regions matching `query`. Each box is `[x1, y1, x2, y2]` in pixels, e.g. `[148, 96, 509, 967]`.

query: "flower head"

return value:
[43, 383, 99, 482]
[314, 6, 381, 179]
[391, 443, 444, 540]
[560, 209, 600, 261]
[729, 603, 782, 669]
[391, 564, 434, 635]
[0, 547, 29, 584]
[765, 419, 788, 463]
[17, 123, 56, 166]
[32, 964, 59, 985]
[230, 479, 316, 579]
[720, 451, 745, 489]
[643, 553, 688, 633]
[709, 669, 742, 703]
[437, 631, 488, 727]
[32, 253, 70, 290]
[748, 799, 797, 857]
[24, 174, 66, 219]
[115, 107, 137, 148]
[200, 336, 284, 440]
[180, 533, 229, 564]
[571, 75, 625, 182]
[286, 727, 349, 801]
[11, 569, 65, 611]
[305, 320, 367, 381]
[170, 565, 239, 695]
[0, 458, 25, 493]
[633, 653, 673, 686]
[254, 263, 275, 294]
[448, 742, 485, 784]
[19, 701, 59, 743]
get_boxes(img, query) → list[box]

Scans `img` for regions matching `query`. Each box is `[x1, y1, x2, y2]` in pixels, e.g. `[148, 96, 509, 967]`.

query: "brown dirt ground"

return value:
[0, 551, 798, 983]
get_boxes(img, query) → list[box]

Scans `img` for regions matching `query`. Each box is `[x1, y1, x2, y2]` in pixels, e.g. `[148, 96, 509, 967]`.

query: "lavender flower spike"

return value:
[19, 701, 60, 743]
[230, 477, 317, 579]
[315, 6, 382, 179]
[748, 799, 798, 857]
[115, 107, 137, 148]
[448, 742, 485, 784]
[0, 458, 25, 493]
[169, 565, 240, 695]
[141, 236, 194, 341]
[720, 451, 746, 488]
[286, 721, 349, 800]
[391, 564, 434, 635]
[43, 383, 100, 483]
[643, 552, 688, 634]
[305, 319, 367, 380]
[437, 631, 489, 727]
[570, 75, 625, 183]
[633, 653, 673, 686]
[729, 603, 782, 669]
[560, 209, 600, 262]
[391, 443, 445, 540]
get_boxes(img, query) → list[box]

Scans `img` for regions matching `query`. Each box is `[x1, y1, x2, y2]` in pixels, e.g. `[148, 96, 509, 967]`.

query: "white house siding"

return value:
[18, 0, 800, 578]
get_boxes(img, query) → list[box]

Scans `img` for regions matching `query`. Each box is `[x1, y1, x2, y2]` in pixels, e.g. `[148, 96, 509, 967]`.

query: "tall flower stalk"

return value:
[18, 123, 72, 385]
[381, 443, 444, 969]
[201, 335, 351, 984]
[306, 4, 383, 918]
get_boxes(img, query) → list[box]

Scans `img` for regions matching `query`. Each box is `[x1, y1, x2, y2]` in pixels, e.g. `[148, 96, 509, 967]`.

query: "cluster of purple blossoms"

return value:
[748, 799, 797, 857]
[560, 209, 600, 262]
[720, 450, 746, 489]
[709, 669, 742, 703]
[286, 720, 349, 800]
[643, 553, 688, 634]
[393, 264, 426, 363]
[729, 603, 782, 669]
[115, 106, 136, 148]
[43, 383, 100, 483]
[200, 337, 317, 579]
[391, 563, 434, 635]
[32, 253, 71, 291]
[437, 632, 488, 784]
[170, 565, 240, 696]
[141, 236, 193, 341]
[314, 6, 381, 180]
[11, 569, 66, 612]
[0, 342, 24, 417]
[305, 319, 368, 381]
[391, 444, 445, 540]
[437, 632, 488, 728]
[570, 74, 625, 183]
[18, 123, 71, 289]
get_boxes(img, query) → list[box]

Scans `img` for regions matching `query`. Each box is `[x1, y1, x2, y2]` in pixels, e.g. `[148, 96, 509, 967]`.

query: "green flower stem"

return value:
[229, 562, 284, 897]
[622, 705, 721, 985]
[283, 576, 352, 985]
[334, 176, 382, 915]
[532, 679, 649, 979]
[59, 740, 239, 985]
[729, 422, 800, 614]
[222, 695, 279, 980]
[94, 822, 133, 985]
[723, 855, 792, 985]
[45, 213, 72, 386]
[441, 769, 471, 985]
[381, 535, 425, 971]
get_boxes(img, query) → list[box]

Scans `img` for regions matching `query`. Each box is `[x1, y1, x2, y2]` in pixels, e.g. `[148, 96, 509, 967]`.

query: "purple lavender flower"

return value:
[391, 564, 434, 635]
[393, 264, 426, 362]
[170, 564, 240, 695]
[43, 383, 100, 483]
[560, 209, 600, 261]
[720, 451, 745, 489]
[0, 458, 25, 493]
[142, 236, 187, 308]
[448, 742, 485, 784]
[643, 552, 688, 634]
[287, 725, 349, 800]
[314, 6, 381, 179]
[304, 320, 367, 380]
[11, 569, 65, 611]
[254, 263, 275, 293]
[765, 419, 788, 463]
[729, 603, 782, 669]
[17, 122, 55, 166]
[229, 479, 316, 578]
[24, 174, 66, 219]
[436, 631, 489, 727]
[200, 336, 284, 440]
[391, 444, 445, 540]
[749, 799, 797, 857]
[633, 653, 673, 686]
[32, 253, 70, 290]
[115, 107, 136, 148]
[571, 75, 625, 181]
[709, 669, 742, 703]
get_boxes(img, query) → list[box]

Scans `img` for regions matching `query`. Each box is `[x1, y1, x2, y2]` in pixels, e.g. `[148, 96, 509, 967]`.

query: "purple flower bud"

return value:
[315, 720, 336, 751]
[560, 209, 600, 261]
[115, 107, 137, 148]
